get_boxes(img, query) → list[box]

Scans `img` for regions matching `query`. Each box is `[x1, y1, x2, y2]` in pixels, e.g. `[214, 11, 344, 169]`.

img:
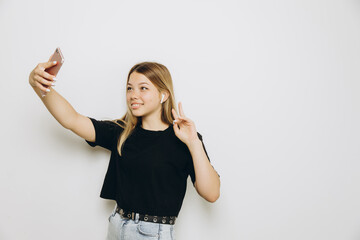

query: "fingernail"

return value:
[46, 88, 50, 92]
[53, 77, 57, 81]
[53, 61, 57, 64]
[51, 83, 56, 86]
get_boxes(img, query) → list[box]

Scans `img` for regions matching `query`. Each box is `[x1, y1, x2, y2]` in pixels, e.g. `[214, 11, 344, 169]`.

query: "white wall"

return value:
[1, 0, 360, 239]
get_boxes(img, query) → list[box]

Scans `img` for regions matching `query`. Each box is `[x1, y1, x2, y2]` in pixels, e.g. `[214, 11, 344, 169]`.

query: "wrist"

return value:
[187, 138, 202, 149]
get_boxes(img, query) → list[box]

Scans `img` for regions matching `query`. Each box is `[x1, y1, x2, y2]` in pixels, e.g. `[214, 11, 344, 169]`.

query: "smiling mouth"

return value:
[131, 103, 143, 109]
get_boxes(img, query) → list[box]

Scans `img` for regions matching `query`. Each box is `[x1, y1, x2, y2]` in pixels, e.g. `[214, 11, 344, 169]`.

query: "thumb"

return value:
[42, 59, 58, 70]
[173, 121, 180, 135]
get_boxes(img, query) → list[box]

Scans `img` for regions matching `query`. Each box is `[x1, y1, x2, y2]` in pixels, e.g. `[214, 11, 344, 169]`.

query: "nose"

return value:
[129, 89, 140, 100]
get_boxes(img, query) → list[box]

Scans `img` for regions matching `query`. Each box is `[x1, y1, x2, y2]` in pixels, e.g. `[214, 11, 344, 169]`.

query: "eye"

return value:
[127, 86, 147, 91]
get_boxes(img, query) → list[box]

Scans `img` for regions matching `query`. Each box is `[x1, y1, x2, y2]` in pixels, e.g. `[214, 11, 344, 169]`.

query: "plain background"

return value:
[1, 0, 360, 239]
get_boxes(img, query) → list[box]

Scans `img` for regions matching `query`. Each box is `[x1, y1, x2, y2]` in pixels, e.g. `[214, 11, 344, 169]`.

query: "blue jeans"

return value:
[106, 205, 176, 240]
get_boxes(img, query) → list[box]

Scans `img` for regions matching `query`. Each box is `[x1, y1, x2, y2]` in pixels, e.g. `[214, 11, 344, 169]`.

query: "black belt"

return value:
[116, 206, 176, 225]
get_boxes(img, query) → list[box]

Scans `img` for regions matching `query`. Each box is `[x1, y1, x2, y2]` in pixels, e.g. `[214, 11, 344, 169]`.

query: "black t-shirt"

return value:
[85, 117, 216, 217]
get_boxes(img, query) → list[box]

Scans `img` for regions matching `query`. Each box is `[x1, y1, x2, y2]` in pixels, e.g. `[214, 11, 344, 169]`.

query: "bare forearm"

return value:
[187, 139, 220, 202]
[32, 85, 78, 129]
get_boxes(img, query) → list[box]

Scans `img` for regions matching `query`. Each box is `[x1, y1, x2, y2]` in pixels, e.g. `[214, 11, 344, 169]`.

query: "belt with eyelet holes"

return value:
[116, 206, 176, 225]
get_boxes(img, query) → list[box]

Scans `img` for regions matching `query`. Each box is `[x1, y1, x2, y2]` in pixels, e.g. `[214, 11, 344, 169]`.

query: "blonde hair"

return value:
[112, 62, 178, 156]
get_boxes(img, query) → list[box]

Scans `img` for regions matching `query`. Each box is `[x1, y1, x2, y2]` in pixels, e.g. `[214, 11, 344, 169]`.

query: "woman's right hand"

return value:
[29, 57, 57, 93]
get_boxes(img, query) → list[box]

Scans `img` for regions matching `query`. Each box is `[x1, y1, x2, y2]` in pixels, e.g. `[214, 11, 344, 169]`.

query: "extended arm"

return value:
[29, 60, 95, 142]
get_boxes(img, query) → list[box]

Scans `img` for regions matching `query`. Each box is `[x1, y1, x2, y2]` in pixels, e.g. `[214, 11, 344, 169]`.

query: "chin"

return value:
[131, 112, 142, 117]
[131, 110, 144, 117]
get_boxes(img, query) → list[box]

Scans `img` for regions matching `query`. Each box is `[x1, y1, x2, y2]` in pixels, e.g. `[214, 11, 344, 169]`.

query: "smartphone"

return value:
[41, 47, 65, 97]
[46, 47, 65, 76]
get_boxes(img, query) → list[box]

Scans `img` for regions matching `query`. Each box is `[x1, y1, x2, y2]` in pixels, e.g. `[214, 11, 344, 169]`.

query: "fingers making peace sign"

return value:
[172, 102, 199, 146]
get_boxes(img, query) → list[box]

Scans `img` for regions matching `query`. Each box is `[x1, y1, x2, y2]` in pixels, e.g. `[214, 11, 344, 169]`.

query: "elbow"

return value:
[63, 112, 79, 130]
[206, 192, 220, 203]
[207, 179, 220, 203]
[197, 178, 221, 203]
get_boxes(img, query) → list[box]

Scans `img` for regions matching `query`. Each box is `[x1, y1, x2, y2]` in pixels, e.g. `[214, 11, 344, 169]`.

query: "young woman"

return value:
[29, 57, 220, 240]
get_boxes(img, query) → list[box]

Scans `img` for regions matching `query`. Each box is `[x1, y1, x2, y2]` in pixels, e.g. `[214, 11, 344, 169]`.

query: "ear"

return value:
[161, 91, 170, 102]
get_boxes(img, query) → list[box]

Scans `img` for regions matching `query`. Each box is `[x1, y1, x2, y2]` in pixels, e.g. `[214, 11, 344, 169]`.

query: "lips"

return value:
[131, 103, 143, 109]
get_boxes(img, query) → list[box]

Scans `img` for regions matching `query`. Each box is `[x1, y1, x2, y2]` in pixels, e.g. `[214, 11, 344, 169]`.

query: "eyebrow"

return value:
[127, 82, 149, 86]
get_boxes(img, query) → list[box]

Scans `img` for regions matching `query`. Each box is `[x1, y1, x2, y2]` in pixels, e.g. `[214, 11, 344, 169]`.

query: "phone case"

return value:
[46, 47, 65, 76]
[41, 47, 65, 97]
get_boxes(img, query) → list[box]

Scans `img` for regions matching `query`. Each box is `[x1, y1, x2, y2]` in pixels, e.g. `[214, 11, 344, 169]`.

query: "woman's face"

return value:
[126, 72, 162, 118]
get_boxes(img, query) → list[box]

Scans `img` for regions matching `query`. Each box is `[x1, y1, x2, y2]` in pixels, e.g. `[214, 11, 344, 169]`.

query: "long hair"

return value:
[112, 62, 178, 156]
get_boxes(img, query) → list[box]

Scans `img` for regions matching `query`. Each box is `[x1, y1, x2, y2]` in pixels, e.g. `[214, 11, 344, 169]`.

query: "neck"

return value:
[139, 106, 169, 131]
[141, 118, 169, 131]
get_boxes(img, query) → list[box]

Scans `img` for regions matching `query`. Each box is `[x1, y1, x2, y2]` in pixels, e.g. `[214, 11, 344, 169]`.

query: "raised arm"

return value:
[29, 58, 95, 142]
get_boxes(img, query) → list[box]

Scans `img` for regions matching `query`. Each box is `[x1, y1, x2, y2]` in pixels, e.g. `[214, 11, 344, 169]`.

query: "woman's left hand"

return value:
[172, 102, 199, 146]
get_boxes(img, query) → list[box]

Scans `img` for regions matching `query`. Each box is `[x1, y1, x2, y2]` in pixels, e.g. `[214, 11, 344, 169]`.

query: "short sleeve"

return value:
[188, 132, 220, 185]
[85, 117, 123, 151]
